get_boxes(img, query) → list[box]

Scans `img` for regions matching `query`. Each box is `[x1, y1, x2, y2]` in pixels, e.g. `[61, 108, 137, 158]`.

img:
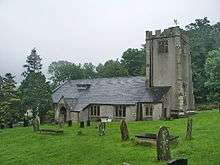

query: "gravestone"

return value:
[98, 122, 106, 136]
[186, 117, 192, 140]
[68, 120, 72, 127]
[167, 159, 188, 165]
[120, 119, 129, 141]
[80, 121, 85, 128]
[156, 126, 171, 161]
[32, 115, 40, 132]
[87, 120, 90, 126]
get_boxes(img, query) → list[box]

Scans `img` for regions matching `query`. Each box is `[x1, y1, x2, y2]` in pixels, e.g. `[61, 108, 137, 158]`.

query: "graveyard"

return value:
[0, 110, 219, 165]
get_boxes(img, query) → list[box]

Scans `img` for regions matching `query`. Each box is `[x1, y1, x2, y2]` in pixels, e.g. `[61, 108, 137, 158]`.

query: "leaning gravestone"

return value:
[157, 126, 171, 161]
[98, 122, 106, 136]
[186, 117, 192, 140]
[120, 119, 129, 141]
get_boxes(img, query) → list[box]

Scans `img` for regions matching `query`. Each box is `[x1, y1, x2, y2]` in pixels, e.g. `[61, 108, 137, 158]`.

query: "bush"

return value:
[196, 104, 219, 111]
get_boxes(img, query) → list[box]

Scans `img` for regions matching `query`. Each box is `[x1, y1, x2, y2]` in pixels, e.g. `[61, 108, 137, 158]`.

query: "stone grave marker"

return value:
[68, 120, 72, 127]
[186, 117, 192, 140]
[120, 119, 129, 141]
[80, 121, 85, 128]
[98, 122, 106, 136]
[156, 126, 171, 161]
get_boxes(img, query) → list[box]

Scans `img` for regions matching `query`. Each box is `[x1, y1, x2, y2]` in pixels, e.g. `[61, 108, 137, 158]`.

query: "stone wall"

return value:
[70, 112, 79, 122]
[152, 103, 163, 120]
[141, 103, 163, 120]
[126, 105, 137, 121]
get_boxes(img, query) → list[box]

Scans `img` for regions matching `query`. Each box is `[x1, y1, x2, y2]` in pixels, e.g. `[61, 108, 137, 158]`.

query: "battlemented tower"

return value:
[145, 26, 194, 112]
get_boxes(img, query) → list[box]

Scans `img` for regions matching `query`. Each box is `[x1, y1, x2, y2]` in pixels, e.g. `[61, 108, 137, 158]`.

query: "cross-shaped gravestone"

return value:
[157, 126, 171, 161]
[186, 117, 192, 140]
[120, 119, 129, 141]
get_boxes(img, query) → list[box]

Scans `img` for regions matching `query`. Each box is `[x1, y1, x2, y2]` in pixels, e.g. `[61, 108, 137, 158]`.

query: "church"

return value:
[52, 26, 195, 122]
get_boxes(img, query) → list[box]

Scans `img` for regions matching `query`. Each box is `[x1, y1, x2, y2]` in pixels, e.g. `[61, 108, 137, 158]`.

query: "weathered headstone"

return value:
[167, 159, 187, 165]
[32, 115, 40, 132]
[98, 122, 106, 136]
[68, 120, 72, 127]
[120, 119, 129, 141]
[156, 126, 171, 161]
[80, 121, 85, 128]
[186, 117, 192, 140]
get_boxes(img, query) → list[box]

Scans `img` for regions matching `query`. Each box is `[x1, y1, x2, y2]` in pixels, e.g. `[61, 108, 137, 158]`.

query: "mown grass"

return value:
[0, 110, 220, 165]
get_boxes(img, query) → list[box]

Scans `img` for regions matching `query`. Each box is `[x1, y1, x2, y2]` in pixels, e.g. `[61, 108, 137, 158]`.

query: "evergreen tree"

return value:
[20, 48, 52, 118]
[23, 48, 42, 76]
[0, 73, 20, 128]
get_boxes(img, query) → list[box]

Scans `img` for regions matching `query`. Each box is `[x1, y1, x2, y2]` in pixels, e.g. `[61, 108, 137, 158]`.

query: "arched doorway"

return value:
[59, 107, 67, 122]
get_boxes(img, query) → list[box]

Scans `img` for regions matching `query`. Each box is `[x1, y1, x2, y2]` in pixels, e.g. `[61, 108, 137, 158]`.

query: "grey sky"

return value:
[0, 0, 219, 82]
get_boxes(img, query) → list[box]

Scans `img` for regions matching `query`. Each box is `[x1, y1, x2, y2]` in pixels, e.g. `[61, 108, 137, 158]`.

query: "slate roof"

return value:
[52, 76, 170, 112]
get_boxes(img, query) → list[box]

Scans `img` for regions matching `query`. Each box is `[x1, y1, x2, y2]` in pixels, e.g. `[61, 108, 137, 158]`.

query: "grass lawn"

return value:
[0, 110, 220, 165]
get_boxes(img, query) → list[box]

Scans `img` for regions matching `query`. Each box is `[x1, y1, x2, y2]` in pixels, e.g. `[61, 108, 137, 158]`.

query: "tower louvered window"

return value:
[158, 40, 168, 53]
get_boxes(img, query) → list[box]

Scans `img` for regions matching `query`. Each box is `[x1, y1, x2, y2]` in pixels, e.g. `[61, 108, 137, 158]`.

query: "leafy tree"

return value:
[186, 17, 220, 103]
[96, 60, 128, 78]
[204, 49, 220, 103]
[19, 72, 52, 118]
[121, 48, 146, 76]
[83, 63, 97, 79]
[23, 48, 42, 76]
[48, 61, 86, 87]
[20, 48, 52, 118]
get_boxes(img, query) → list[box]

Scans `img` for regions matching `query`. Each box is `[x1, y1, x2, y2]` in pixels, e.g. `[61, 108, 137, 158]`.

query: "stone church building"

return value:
[52, 26, 194, 122]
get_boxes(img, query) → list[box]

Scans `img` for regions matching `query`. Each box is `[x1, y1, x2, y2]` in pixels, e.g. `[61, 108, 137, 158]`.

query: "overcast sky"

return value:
[0, 0, 219, 82]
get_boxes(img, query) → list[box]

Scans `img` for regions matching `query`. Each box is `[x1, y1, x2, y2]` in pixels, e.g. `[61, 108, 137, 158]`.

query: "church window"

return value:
[115, 105, 126, 117]
[90, 105, 100, 116]
[145, 105, 153, 116]
[158, 40, 168, 53]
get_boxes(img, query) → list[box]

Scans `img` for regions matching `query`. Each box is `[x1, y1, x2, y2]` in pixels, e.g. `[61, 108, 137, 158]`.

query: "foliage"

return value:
[48, 61, 96, 88]
[20, 48, 52, 118]
[23, 48, 42, 76]
[0, 110, 219, 164]
[186, 17, 220, 103]
[121, 48, 146, 76]
[204, 49, 220, 103]
[19, 72, 52, 118]
[0, 73, 21, 127]
[96, 60, 128, 78]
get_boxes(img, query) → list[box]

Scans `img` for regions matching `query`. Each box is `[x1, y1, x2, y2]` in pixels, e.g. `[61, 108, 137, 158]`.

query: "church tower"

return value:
[145, 26, 194, 112]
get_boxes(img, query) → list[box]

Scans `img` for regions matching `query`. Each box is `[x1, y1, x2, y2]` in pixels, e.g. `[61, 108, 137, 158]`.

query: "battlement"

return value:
[145, 26, 183, 40]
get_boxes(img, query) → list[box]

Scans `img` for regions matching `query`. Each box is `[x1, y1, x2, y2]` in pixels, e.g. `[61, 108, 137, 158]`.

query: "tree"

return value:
[0, 73, 20, 128]
[23, 48, 42, 76]
[205, 49, 220, 103]
[83, 63, 97, 79]
[20, 48, 52, 118]
[121, 48, 146, 76]
[96, 60, 128, 78]
[186, 17, 220, 103]
[19, 72, 52, 118]
[48, 61, 86, 88]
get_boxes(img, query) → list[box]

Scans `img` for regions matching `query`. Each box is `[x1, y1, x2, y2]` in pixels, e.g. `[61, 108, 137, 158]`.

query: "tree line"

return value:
[0, 17, 219, 128]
